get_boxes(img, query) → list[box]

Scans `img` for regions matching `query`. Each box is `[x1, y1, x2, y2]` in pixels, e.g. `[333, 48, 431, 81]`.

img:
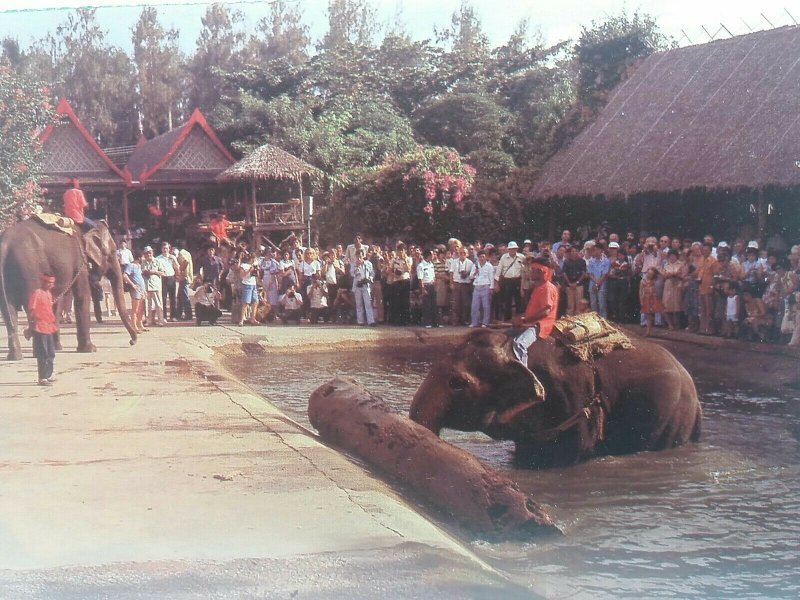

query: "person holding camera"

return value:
[351, 249, 376, 326]
[417, 249, 439, 328]
[450, 246, 475, 326]
[193, 282, 222, 326]
[238, 253, 260, 326]
[388, 242, 412, 325]
[279, 284, 304, 324]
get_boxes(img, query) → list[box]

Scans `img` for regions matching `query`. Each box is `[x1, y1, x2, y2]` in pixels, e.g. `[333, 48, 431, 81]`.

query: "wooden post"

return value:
[122, 190, 130, 234]
[251, 180, 258, 227]
[757, 188, 767, 245]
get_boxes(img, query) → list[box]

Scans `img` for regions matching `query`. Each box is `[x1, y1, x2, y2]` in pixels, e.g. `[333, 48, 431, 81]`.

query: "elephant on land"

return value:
[410, 329, 701, 467]
[0, 219, 137, 360]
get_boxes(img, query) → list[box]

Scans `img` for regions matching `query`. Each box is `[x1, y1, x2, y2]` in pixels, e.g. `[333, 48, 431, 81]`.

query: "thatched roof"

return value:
[217, 144, 323, 182]
[530, 26, 800, 200]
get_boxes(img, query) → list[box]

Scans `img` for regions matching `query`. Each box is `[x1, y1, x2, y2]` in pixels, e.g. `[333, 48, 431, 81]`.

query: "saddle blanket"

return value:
[552, 312, 633, 361]
[34, 212, 74, 235]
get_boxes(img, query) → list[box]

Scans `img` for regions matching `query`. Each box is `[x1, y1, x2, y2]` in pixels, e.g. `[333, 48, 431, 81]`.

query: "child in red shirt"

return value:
[28, 274, 58, 385]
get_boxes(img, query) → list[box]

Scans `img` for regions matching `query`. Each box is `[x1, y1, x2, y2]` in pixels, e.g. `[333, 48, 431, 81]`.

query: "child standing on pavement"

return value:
[27, 274, 58, 386]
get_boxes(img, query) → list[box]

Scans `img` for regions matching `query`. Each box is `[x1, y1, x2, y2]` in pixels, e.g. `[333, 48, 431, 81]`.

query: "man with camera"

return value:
[193, 282, 222, 326]
[351, 249, 376, 326]
[279, 284, 304, 324]
[450, 247, 475, 326]
[493, 241, 525, 321]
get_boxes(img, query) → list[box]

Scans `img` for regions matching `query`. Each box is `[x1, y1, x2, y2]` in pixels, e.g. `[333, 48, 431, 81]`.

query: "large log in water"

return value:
[308, 377, 561, 539]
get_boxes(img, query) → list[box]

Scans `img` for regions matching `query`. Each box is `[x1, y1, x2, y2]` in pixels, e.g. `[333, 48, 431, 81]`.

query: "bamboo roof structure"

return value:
[529, 26, 800, 200]
[216, 144, 323, 182]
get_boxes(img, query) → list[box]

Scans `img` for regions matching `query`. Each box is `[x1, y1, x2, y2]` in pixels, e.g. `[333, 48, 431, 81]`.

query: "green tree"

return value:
[35, 9, 137, 145]
[249, 0, 310, 65]
[317, 0, 377, 51]
[131, 7, 185, 138]
[0, 64, 53, 228]
[188, 3, 246, 114]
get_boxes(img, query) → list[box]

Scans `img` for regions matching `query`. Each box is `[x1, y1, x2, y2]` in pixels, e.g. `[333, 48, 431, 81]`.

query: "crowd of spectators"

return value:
[113, 227, 800, 346]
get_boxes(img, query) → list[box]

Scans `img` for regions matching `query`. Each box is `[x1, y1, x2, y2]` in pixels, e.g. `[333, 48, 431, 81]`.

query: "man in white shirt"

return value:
[470, 250, 494, 327]
[117, 240, 133, 266]
[351, 250, 376, 326]
[279, 284, 304, 324]
[344, 232, 367, 266]
[493, 241, 525, 321]
[450, 247, 474, 326]
[193, 282, 222, 326]
[155, 242, 179, 321]
[417, 249, 439, 328]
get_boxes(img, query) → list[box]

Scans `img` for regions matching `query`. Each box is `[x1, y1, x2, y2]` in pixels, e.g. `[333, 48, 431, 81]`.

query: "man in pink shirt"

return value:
[27, 274, 58, 385]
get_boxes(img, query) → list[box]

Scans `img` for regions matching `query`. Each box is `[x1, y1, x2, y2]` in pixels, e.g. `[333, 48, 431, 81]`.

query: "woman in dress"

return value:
[640, 267, 666, 337]
[660, 249, 687, 330]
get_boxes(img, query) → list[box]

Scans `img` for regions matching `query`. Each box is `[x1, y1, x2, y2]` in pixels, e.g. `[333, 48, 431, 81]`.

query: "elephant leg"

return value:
[73, 279, 96, 353]
[4, 308, 22, 361]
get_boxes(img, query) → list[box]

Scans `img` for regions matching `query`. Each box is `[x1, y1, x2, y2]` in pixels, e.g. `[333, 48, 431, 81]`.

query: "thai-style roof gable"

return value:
[38, 98, 129, 188]
[125, 108, 235, 186]
[529, 26, 800, 200]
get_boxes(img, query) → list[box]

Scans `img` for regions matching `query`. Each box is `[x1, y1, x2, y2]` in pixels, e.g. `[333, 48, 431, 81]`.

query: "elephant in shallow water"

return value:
[410, 330, 702, 467]
[0, 219, 137, 360]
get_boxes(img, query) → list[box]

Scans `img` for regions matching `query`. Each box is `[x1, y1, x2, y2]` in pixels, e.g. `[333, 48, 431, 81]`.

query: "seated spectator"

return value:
[742, 288, 771, 342]
[332, 288, 356, 324]
[279, 284, 304, 324]
[193, 283, 222, 326]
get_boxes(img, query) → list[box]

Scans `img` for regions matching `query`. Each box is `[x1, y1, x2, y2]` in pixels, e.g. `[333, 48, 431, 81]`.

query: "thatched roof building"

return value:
[530, 26, 800, 200]
[216, 143, 322, 183]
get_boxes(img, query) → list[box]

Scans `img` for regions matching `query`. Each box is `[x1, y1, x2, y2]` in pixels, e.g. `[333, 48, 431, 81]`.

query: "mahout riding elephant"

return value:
[0, 218, 137, 360]
[410, 329, 702, 467]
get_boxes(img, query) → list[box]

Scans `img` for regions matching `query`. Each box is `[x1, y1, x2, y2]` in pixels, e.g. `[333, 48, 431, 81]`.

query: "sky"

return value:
[0, 0, 798, 53]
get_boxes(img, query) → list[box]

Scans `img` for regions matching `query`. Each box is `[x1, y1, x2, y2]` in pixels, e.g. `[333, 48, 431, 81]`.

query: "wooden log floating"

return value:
[308, 377, 561, 539]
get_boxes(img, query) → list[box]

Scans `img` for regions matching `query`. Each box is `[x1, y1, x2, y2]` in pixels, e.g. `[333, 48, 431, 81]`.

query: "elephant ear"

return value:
[82, 229, 106, 268]
[491, 360, 547, 425]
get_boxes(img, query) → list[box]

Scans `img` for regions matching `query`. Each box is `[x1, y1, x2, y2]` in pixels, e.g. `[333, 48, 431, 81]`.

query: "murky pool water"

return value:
[232, 347, 800, 600]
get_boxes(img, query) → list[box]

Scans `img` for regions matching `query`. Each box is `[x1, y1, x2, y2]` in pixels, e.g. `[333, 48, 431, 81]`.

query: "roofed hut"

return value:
[528, 25, 800, 243]
[216, 144, 324, 246]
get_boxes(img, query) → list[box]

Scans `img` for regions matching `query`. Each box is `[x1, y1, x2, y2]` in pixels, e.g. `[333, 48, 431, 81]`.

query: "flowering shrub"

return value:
[320, 145, 478, 243]
[0, 65, 53, 229]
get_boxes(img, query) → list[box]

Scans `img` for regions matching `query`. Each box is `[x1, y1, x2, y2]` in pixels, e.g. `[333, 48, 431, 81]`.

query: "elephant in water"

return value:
[410, 329, 701, 467]
[0, 218, 137, 360]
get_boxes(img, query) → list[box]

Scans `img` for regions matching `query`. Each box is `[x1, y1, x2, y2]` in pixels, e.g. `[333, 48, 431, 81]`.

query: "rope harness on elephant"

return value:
[530, 318, 608, 444]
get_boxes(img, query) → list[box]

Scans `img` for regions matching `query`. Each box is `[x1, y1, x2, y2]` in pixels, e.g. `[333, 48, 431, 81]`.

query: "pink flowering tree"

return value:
[323, 145, 477, 243]
[0, 65, 53, 229]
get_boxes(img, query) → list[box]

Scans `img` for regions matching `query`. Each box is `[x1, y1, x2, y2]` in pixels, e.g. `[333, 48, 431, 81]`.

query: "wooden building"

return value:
[529, 26, 800, 242]
[38, 99, 326, 248]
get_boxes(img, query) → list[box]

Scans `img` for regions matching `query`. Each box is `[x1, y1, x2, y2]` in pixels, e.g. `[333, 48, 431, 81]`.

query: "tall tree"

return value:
[249, 0, 310, 65]
[435, 0, 490, 90]
[37, 9, 137, 145]
[131, 7, 185, 138]
[317, 0, 377, 51]
[188, 3, 245, 114]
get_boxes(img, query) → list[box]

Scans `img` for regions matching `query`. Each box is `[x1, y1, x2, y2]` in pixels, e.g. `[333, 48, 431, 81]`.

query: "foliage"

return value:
[131, 7, 185, 138]
[0, 64, 53, 228]
[319, 145, 476, 244]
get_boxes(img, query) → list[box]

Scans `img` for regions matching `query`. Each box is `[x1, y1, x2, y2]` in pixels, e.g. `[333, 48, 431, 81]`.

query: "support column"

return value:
[122, 190, 130, 234]
[757, 188, 767, 245]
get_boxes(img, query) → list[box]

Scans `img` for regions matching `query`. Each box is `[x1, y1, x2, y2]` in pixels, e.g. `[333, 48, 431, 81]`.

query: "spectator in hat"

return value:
[494, 241, 526, 321]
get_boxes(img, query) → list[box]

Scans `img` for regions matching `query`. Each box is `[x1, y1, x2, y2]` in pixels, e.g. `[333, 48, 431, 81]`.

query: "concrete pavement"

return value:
[0, 319, 536, 599]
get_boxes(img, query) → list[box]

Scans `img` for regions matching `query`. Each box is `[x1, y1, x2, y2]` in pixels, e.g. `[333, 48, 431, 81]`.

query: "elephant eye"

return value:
[448, 376, 469, 392]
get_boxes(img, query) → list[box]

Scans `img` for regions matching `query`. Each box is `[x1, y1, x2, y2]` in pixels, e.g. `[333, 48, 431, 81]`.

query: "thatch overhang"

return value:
[529, 26, 800, 201]
[216, 143, 323, 183]
[125, 108, 235, 187]
[38, 98, 131, 190]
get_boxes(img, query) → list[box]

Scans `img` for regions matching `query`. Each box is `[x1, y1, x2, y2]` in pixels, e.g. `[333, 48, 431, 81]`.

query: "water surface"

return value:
[233, 348, 800, 599]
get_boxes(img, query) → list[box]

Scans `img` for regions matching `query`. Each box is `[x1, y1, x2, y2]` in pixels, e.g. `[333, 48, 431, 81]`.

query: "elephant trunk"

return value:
[409, 374, 450, 436]
[107, 259, 138, 346]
